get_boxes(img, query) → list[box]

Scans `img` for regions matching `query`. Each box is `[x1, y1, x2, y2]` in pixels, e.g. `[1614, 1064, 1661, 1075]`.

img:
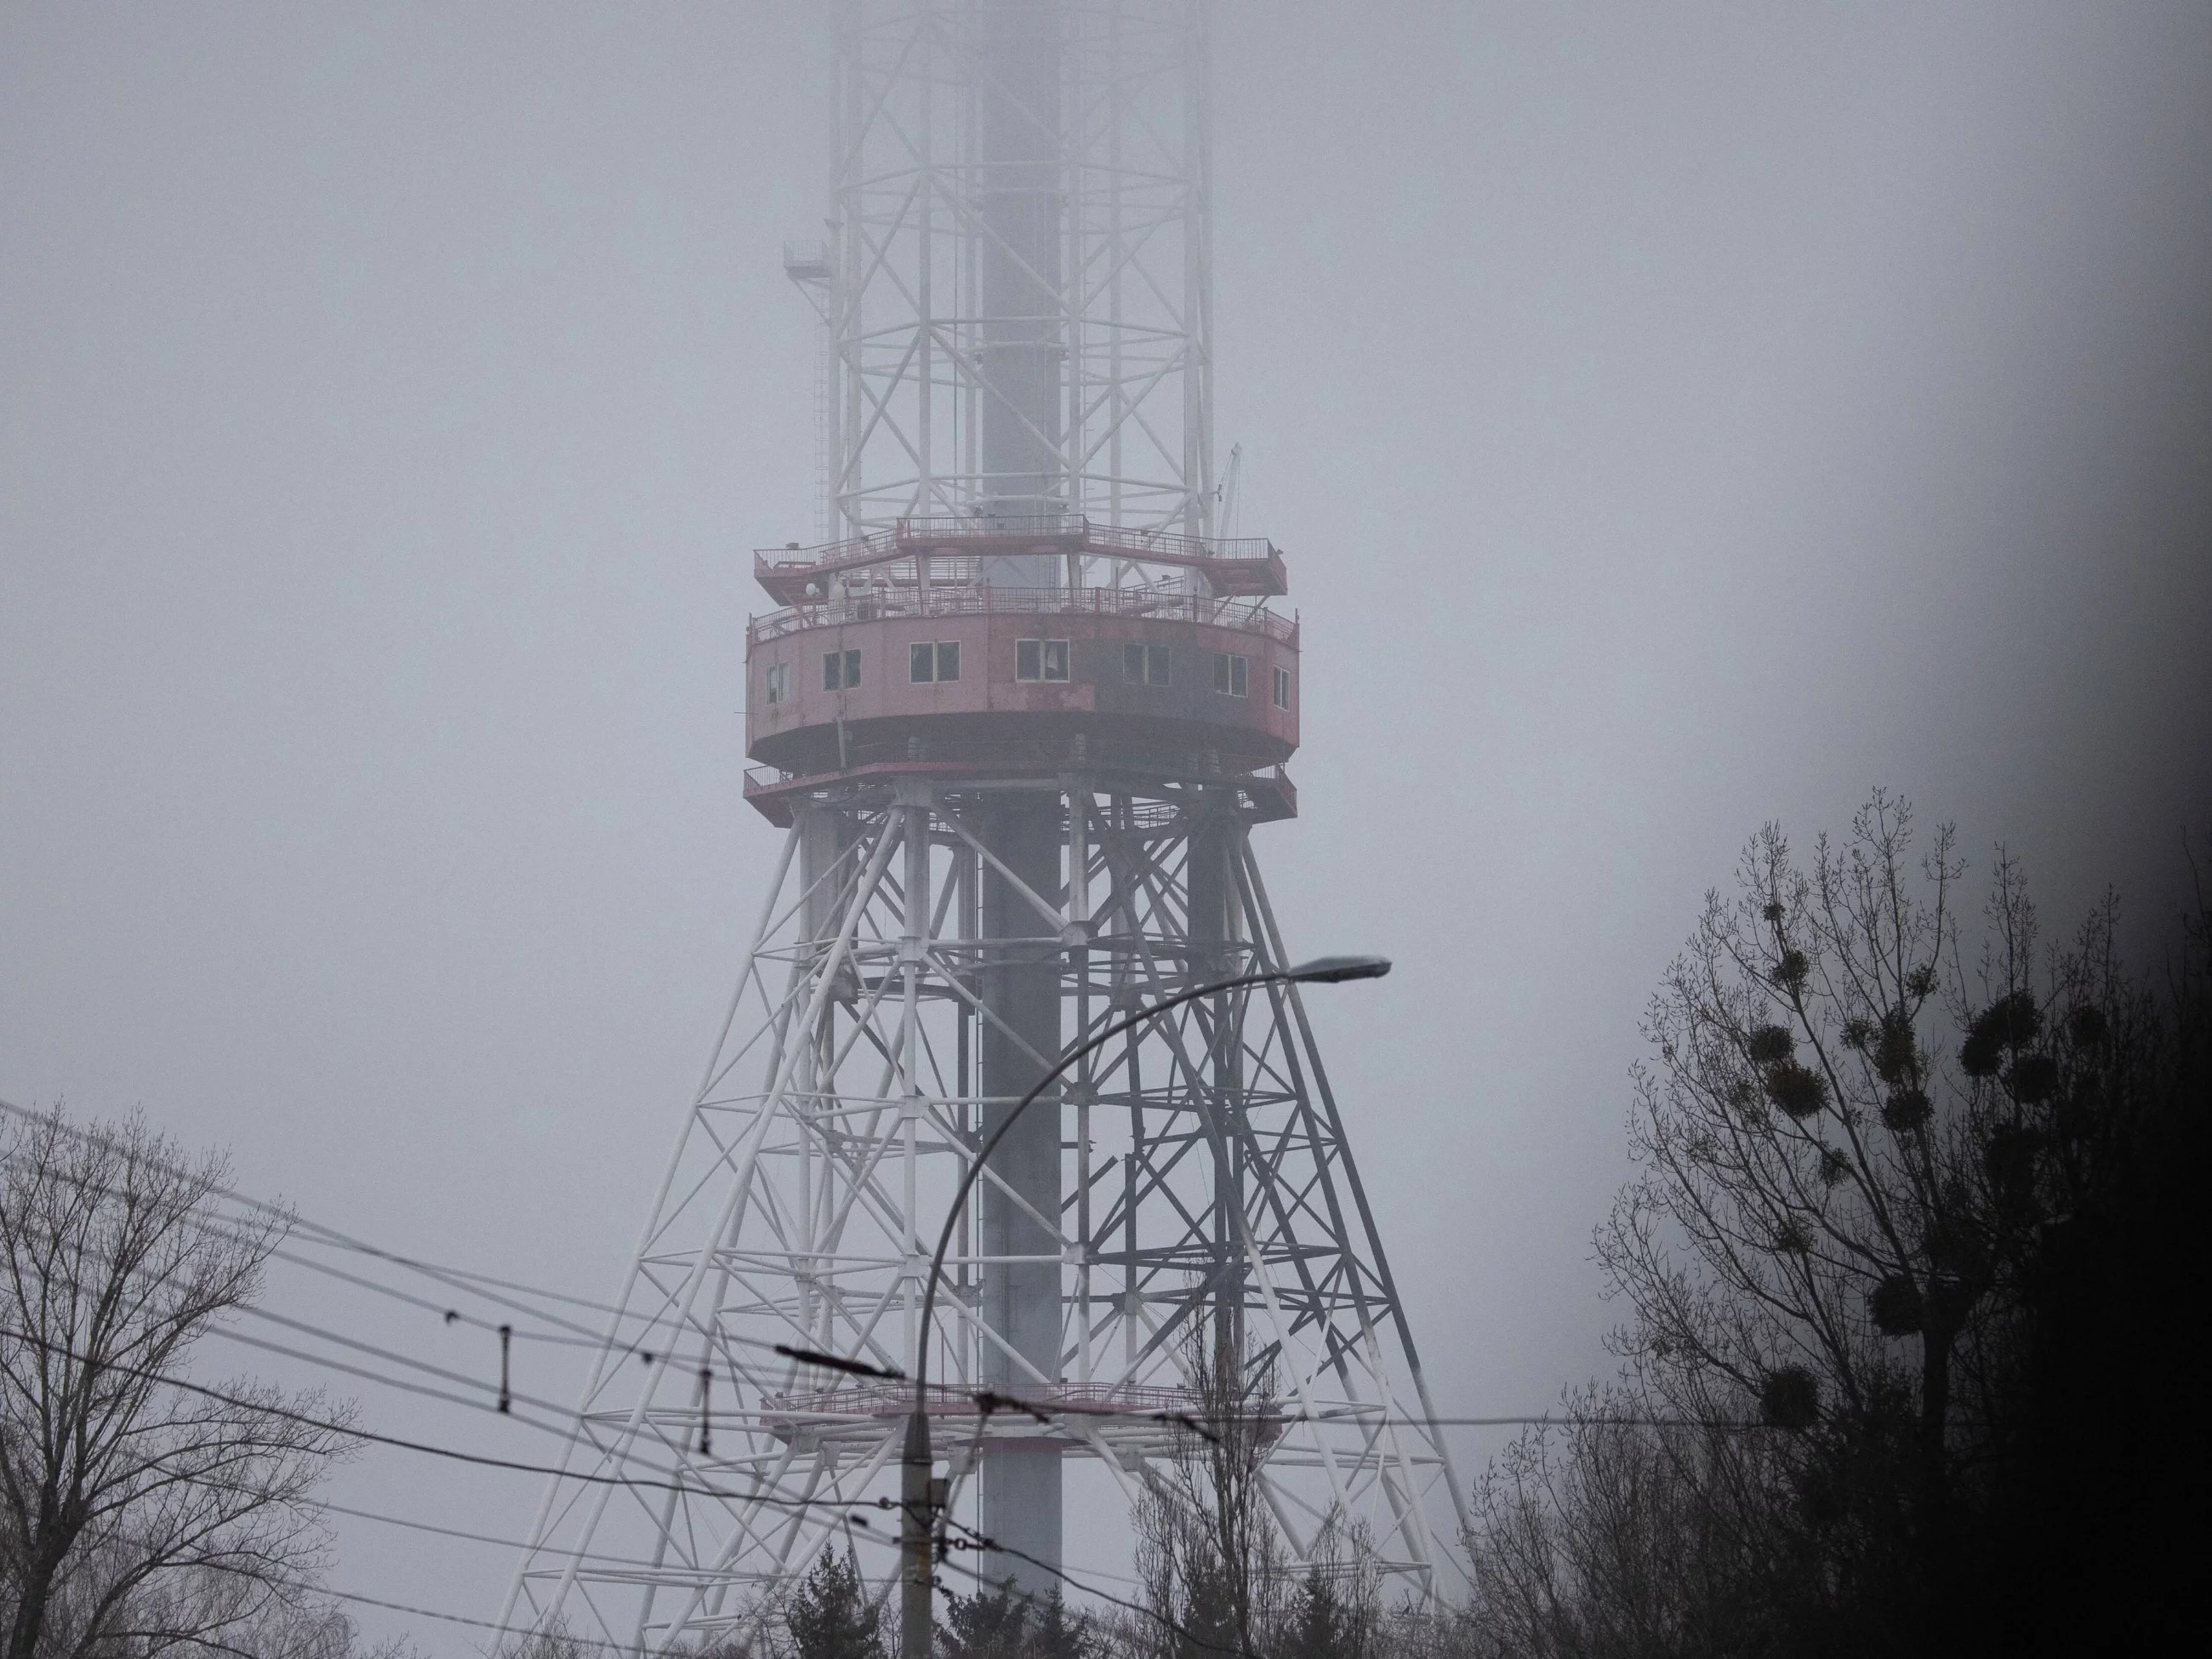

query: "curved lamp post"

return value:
[898, 955, 1392, 1657]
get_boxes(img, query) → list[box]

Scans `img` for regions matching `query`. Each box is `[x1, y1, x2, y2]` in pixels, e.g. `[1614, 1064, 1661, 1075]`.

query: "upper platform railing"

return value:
[755, 514, 1287, 604]
[745, 581, 1298, 648]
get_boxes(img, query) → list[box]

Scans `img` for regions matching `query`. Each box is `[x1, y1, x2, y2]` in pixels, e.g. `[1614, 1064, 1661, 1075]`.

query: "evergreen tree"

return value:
[1025, 1593, 1094, 1659]
[939, 1581, 1093, 1659]
[785, 1545, 885, 1659]
[938, 1579, 1028, 1659]
[1276, 1568, 1351, 1659]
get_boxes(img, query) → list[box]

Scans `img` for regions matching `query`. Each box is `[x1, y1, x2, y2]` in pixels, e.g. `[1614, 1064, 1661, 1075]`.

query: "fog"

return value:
[4, 2, 2209, 1648]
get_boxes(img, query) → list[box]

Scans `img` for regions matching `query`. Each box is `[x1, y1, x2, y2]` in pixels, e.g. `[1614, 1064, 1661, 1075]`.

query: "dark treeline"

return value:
[1454, 792, 2209, 1658]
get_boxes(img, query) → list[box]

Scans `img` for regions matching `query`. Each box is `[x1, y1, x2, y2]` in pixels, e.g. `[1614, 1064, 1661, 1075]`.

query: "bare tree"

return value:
[1445, 795, 2198, 1656]
[0, 1108, 356, 1659]
[114, 1563, 383, 1659]
[1460, 1383, 1804, 1659]
[493, 1616, 608, 1659]
[1590, 790, 2152, 1638]
[1130, 1330, 1285, 1659]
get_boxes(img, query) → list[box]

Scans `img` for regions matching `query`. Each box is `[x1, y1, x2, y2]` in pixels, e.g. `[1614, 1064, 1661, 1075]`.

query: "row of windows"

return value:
[763, 643, 1291, 708]
[762, 653, 868, 703]
[1126, 646, 1284, 708]
[1190, 650, 1289, 708]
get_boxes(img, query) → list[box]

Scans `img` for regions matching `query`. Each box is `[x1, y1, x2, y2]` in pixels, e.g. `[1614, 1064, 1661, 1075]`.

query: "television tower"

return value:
[501, 3, 1467, 1646]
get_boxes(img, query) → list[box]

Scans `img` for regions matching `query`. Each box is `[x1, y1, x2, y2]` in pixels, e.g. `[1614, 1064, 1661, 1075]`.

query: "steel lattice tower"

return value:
[501, 3, 1467, 1647]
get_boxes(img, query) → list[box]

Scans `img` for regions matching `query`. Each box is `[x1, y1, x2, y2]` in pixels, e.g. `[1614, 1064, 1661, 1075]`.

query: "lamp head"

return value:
[1284, 955, 1393, 984]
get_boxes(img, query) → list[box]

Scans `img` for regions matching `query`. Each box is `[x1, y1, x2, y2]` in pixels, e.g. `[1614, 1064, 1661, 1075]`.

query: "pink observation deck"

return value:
[742, 516, 1300, 825]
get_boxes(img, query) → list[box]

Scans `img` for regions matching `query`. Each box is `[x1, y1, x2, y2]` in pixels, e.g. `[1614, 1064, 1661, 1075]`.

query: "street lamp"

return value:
[898, 955, 1391, 1657]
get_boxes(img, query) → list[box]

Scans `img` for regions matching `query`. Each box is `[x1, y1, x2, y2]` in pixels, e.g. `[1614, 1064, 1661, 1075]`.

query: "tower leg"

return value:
[1188, 792, 1245, 1360]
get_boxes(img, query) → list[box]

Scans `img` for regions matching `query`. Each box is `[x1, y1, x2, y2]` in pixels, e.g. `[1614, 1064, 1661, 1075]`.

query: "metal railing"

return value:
[747, 584, 1297, 647]
[744, 739, 1288, 788]
[755, 513, 1278, 571]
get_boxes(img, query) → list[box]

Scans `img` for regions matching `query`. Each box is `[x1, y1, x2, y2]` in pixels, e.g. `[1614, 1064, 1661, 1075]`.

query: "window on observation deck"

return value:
[1123, 642, 1171, 687]
[1211, 652, 1249, 697]
[764, 663, 790, 705]
[910, 641, 961, 683]
[1016, 639, 1069, 682]
[1273, 666, 1291, 710]
[822, 649, 861, 691]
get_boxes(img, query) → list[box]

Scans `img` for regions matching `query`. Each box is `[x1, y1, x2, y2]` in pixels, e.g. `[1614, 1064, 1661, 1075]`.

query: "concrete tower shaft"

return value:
[977, 0, 1065, 532]
[972, 0, 1073, 1586]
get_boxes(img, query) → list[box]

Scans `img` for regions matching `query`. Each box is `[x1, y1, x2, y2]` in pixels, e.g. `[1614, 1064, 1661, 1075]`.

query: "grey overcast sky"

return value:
[4, 2, 2209, 1646]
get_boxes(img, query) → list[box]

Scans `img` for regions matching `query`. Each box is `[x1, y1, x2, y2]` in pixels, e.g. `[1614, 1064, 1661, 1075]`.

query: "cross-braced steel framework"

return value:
[501, 2, 1469, 1645]
[786, 0, 1213, 538]
[501, 778, 1468, 1648]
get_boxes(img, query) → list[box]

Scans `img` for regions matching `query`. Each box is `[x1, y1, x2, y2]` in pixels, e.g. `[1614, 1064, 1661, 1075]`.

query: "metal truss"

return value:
[500, 777, 1468, 1650]
[785, 1, 1214, 539]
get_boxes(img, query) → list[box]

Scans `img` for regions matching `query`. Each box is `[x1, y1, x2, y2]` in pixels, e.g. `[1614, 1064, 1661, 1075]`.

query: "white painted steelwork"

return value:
[788, 0, 1215, 539]
[500, 2, 1468, 1646]
[500, 776, 1468, 1646]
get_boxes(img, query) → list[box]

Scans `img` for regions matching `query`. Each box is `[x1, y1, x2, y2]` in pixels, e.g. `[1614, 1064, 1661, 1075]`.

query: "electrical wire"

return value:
[0, 1228, 1234, 1584]
[3, 1092, 1787, 1656]
[236, 1289, 1745, 1446]
[4, 1284, 1771, 1654]
[10, 1284, 1451, 1658]
[303, 1492, 1259, 1659]
[0, 1210, 781, 1483]
[0, 1094, 850, 1368]
[4, 1097, 1776, 1490]
[235, 1303, 1778, 1445]
[2, 1286, 918, 1638]
[201, 1313, 873, 1508]
[0, 1321, 873, 1515]
[311, 1497, 692, 1573]
[281, 1578, 676, 1655]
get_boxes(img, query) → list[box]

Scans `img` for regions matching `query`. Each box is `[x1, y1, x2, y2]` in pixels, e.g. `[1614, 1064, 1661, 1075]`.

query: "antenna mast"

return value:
[818, 0, 1211, 539]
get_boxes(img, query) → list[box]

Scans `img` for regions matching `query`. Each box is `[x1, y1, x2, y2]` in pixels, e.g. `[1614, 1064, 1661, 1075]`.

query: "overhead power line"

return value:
[0, 1094, 820, 1365]
[0, 1321, 871, 1516]
[312, 1496, 707, 1574]
[6, 1099, 1780, 1460]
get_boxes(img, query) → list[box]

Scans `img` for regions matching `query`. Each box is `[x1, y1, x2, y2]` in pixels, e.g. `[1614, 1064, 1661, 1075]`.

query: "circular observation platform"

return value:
[741, 518, 1300, 824]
